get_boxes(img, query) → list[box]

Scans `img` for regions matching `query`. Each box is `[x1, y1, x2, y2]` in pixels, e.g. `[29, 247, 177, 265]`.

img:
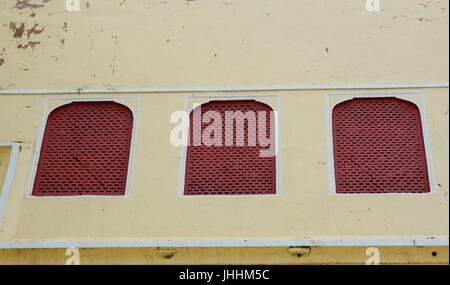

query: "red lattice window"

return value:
[184, 100, 276, 195]
[332, 97, 430, 194]
[32, 101, 133, 196]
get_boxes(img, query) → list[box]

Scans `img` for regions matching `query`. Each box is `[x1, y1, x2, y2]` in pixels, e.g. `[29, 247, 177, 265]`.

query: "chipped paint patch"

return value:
[26, 24, 45, 39]
[0, 49, 5, 66]
[17, 42, 40, 49]
[14, 0, 45, 10]
[10, 22, 25, 38]
[9, 22, 45, 50]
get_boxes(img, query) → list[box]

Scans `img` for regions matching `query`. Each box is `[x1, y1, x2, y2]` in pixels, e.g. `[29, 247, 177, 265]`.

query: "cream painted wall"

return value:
[0, 0, 448, 264]
[0, 0, 449, 90]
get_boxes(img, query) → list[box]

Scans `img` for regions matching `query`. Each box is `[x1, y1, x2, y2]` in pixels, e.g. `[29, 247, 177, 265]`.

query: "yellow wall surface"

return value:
[0, 146, 11, 195]
[0, 0, 448, 264]
[0, 89, 448, 241]
[0, 246, 448, 265]
[0, 0, 448, 89]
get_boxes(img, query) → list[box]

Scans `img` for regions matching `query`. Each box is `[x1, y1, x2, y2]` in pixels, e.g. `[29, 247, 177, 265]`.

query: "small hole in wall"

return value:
[432, 251, 438, 257]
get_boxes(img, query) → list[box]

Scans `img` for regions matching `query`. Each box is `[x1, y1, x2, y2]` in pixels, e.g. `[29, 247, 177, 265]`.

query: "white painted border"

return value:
[178, 94, 282, 197]
[326, 91, 437, 195]
[0, 83, 448, 94]
[0, 237, 447, 249]
[25, 97, 141, 198]
[0, 142, 20, 228]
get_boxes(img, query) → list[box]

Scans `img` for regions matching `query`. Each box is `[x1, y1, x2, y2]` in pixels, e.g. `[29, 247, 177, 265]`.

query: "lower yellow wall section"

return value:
[0, 146, 11, 194]
[0, 246, 448, 265]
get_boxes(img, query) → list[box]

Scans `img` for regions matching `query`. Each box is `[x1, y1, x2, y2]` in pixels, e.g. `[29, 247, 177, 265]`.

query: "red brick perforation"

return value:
[332, 97, 430, 194]
[32, 101, 133, 196]
[184, 100, 276, 195]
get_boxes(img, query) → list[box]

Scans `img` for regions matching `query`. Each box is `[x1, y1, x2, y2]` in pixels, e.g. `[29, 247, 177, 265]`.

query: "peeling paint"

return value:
[10, 22, 25, 38]
[26, 24, 45, 39]
[14, 0, 45, 10]
[17, 42, 40, 49]
[9, 21, 44, 51]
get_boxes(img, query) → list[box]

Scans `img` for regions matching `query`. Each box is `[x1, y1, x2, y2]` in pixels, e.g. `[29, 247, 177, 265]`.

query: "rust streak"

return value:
[0, 59, 4, 66]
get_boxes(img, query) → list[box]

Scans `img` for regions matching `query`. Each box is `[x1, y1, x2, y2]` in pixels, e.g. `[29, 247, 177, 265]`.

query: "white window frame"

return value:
[0, 142, 20, 228]
[25, 96, 141, 198]
[179, 94, 282, 197]
[326, 91, 437, 195]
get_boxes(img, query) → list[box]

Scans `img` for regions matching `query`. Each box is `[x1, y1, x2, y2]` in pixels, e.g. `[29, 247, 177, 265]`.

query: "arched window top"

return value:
[32, 101, 133, 196]
[189, 99, 273, 115]
[332, 97, 430, 194]
[47, 100, 133, 119]
[185, 99, 276, 195]
[332, 97, 421, 116]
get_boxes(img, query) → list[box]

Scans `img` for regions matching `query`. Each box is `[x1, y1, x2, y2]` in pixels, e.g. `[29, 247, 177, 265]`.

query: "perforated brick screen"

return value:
[184, 100, 276, 195]
[332, 97, 430, 194]
[32, 101, 133, 196]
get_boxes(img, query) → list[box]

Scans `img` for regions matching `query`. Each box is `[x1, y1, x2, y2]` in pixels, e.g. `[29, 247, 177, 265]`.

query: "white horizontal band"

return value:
[0, 238, 448, 249]
[0, 83, 448, 95]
